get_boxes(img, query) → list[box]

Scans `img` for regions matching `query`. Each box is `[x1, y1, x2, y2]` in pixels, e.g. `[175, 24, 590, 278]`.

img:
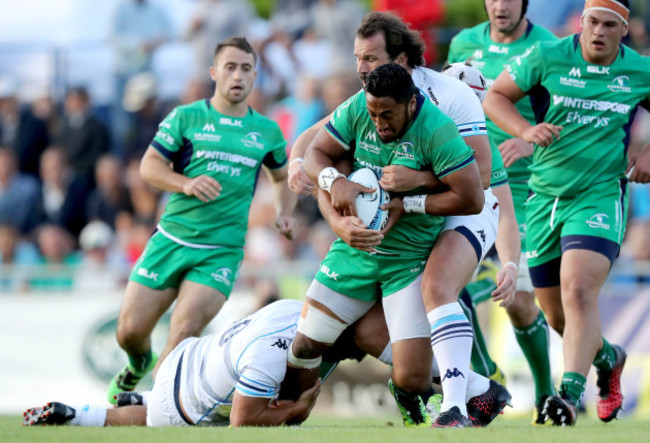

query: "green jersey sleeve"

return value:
[428, 120, 475, 179]
[152, 107, 184, 159]
[507, 42, 546, 94]
[262, 124, 288, 169]
[325, 91, 364, 150]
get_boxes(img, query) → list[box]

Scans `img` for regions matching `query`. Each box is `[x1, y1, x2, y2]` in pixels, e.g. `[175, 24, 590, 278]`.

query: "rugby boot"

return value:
[431, 406, 472, 428]
[388, 379, 431, 427]
[23, 402, 75, 426]
[543, 394, 577, 426]
[466, 379, 512, 427]
[107, 353, 158, 404]
[596, 344, 626, 422]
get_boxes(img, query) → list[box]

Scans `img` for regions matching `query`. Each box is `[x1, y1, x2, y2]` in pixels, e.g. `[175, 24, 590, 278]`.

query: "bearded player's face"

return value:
[485, 0, 524, 34]
[355, 33, 393, 87]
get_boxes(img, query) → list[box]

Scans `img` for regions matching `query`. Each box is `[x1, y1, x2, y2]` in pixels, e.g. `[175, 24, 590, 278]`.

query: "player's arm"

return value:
[385, 160, 484, 218]
[462, 134, 491, 189]
[627, 99, 650, 183]
[288, 115, 331, 196]
[139, 145, 221, 202]
[483, 72, 562, 148]
[265, 164, 298, 240]
[304, 127, 374, 217]
[490, 183, 519, 308]
[229, 379, 321, 427]
[317, 190, 383, 252]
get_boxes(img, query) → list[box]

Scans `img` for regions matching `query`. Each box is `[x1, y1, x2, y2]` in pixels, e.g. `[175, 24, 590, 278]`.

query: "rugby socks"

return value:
[128, 350, 154, 374]
[428, 302, 473, 416]
[559, 372, 587, 406]
[465, 370, 491, 402]
[593, 338, 616, 370]
[458, 288, 497, 377]
[377, 344, 393, 365]
[513, 311, 556, 403]
[69, 405, 108, 427]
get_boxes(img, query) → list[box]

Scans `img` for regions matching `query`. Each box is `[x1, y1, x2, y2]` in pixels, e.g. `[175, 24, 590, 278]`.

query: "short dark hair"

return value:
[364, 64, 418, 104]
[356, 12, 426, 68]
[214, 37, 257, 65]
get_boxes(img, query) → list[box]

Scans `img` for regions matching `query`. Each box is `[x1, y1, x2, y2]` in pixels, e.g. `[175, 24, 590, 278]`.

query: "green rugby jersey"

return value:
[507, 35, 650, 197]
[448, 21, 557, 184]
[151, 99, 287, 247]
[326, 91, 475, 256]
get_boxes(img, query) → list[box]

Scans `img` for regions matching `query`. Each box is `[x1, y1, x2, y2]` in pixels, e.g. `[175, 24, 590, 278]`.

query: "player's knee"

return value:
[391, 365, 430, 393]
[116, 321, 147, 351]
[545, 312, 565, 335]
[288, 305, 348, 369]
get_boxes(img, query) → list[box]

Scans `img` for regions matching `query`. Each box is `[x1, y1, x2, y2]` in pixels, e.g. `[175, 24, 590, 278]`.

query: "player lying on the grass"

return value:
[24, 300, 510, 428]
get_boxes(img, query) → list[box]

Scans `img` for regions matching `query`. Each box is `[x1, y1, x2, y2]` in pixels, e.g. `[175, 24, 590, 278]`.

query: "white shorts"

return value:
[307, 274, 429, 343]
[146, 339, 192, 427]
[517, 254, 533, 293]
[442, 188, 499, 262]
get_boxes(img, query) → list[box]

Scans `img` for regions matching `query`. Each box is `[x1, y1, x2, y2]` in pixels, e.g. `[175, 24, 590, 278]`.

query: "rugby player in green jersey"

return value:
[107, 37, 297, 404]
[285, 64, 496, 428]
[448, 0, 558, 424]
[484, 0, 650, 425]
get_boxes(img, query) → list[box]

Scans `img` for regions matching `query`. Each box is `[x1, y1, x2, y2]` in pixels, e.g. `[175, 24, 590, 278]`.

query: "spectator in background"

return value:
[39, 146, 90, 237]
[122, 72, 168, 161]
[55, 87, 110, 185]
[0, 77, 49, 178]
[29, 223, 79, 290]
[109, 0, 172, 149]
[527, 0, 584, 36]
[0, 147, 43, 235]
[0, 223, 40, 265]
[184, 0, 257, 77]
[74, 220, 129, 292]
[310, 0, 368, 72]
[372, 0, 445, 64]
[87, 154, 133, 229]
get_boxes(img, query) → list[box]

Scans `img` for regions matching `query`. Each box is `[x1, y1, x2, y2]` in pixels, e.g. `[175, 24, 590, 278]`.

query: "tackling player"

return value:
[447, 0, 558, 424]
[107, 37, 297, 403]
[483, 0, 650, 425]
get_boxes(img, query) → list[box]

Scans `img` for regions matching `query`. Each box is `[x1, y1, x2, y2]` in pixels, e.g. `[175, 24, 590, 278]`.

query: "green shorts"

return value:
[129, 231, 244, 297]
[314, 239, 428, 301]
[509, 180, 529, 252]
[525, 179, 628, 269]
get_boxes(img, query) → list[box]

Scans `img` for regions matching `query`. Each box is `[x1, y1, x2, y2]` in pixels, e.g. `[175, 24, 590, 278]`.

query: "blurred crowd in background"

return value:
[1, 0, 650, 294]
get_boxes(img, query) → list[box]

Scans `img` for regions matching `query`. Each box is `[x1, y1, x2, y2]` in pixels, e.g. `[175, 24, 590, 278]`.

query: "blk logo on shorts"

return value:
[442, 368, 465, 381]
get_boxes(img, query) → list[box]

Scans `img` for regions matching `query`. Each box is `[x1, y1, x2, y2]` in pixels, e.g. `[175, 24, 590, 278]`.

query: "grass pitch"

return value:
[4, 414, 650, 443]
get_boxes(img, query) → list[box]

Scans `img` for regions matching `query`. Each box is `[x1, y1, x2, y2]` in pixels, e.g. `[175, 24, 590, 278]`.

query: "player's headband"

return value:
[583, 0, 629, 25]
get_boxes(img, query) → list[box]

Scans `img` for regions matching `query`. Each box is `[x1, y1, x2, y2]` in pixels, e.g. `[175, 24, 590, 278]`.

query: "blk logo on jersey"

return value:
[488, 45, 508, 54]
[587, 65, 610, 75]
[271, 339, 288, 350]
[220, 117, 243, 127]
[442, 368, 465, 381]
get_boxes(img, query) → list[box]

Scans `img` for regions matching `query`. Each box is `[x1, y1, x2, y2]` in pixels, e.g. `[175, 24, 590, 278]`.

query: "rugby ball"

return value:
[442, 62, 487, 103]
[348, 168, 390, 230]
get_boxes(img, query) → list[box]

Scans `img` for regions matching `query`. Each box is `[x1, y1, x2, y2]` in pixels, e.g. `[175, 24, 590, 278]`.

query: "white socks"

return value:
[428, 302, 473, 416]
[69, 404, 107, 427]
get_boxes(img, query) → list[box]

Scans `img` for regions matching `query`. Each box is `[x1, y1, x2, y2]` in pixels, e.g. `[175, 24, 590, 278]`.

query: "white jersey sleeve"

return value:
[234, 335, 291, 398]
[411, 66, 487, 138]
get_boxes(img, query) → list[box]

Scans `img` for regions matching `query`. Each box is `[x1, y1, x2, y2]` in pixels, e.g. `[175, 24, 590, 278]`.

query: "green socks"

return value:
[560, 372, 587, 406]
[128, 350, 154, 375]
[593, 338, 616, 370]
[513, 312, 556, 402]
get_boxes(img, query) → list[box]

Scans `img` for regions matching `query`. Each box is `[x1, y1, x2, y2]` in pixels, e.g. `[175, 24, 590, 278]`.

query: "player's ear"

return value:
[209, 66, 217, 82]
[394, 52, 408, 68]
[621, 21, 629, 37]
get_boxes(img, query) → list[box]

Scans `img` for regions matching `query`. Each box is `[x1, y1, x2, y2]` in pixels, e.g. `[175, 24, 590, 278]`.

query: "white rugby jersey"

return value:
[174, 299, 301, 425]
[411, 65, 488, 138]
